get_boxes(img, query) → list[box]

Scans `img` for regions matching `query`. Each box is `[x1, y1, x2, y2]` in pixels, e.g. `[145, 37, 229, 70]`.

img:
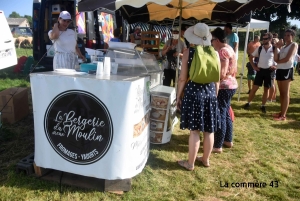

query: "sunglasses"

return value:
[262, 38, 269, 40]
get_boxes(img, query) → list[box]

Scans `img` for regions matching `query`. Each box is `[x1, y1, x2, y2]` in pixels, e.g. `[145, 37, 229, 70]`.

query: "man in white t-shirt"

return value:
[243, 32, 277, 113]
[48, 11, 86, 69]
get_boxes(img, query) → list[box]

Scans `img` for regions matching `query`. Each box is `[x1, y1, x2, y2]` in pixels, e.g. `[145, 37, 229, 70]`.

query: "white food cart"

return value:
[31, 43, 176, 180]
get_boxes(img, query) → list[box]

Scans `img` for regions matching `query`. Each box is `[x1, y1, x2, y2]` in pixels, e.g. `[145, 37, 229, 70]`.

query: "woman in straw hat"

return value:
[176, 23, 220, 170]
[210, 27, 238, 153]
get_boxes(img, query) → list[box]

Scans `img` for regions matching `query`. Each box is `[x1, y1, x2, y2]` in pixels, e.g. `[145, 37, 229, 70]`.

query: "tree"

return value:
[24, 15, 32, 27]
[9, 11, 21, 18]
[252, 0, 300, 37]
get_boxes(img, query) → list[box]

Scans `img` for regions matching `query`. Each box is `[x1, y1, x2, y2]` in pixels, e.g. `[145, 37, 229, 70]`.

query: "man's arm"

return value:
[233, 33, 239, 54]
[49, 23, 60, 40]
[247, 42, 252, 55]
[250, 47, 260, 71]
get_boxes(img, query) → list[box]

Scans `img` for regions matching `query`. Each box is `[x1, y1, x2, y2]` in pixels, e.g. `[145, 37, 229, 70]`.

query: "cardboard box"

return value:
[0, 87, 29, 124]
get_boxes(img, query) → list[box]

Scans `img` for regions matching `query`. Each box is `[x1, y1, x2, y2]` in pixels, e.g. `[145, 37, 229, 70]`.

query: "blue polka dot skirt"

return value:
[180, 80, 220, 133]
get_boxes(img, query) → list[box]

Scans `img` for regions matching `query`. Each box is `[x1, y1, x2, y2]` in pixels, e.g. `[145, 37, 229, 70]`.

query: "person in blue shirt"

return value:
[224, 23, 239, 59]
[110, 28, 121, 42]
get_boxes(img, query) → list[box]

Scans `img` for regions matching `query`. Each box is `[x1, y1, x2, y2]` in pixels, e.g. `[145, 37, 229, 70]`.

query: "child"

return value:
[246, 61, 256, 94]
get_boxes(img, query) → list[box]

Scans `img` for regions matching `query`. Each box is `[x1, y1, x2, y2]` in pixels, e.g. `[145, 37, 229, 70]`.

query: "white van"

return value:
[0, 10, 17, 70]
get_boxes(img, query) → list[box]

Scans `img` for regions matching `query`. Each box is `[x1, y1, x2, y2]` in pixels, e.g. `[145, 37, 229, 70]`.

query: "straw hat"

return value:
[184, 23, 211, 46]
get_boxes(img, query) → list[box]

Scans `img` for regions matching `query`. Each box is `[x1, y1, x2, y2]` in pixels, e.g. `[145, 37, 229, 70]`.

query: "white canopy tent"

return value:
[209, 18, 269, 33]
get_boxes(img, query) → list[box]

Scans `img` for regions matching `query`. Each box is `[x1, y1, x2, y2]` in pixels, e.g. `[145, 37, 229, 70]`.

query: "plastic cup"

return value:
[111, 62, 118, 74]
[103, 57, 111, 76]
[96, 62, 104, 75]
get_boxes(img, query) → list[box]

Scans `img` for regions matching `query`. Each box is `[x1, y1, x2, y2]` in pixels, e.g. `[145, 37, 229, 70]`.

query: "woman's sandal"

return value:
[212, 148, 222, 153]
[223, 141, 233, 148]
[273, 116, 286, 121]
[196, 156, 210, 167]
[177, 160, 194, 171]
[272, 113, 281, 118]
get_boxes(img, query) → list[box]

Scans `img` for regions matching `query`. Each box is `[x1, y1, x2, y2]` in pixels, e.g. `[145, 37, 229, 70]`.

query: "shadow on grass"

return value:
[149, 132, 189, 151]
[0, 66, 28, 81]
[1, 170, 105, 194]
[270, 120, 300, 130]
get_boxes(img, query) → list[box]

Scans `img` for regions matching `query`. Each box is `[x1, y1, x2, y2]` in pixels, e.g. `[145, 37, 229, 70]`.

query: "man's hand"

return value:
[54, 22, 59, 28]
[176, 98, 182, 111]
[253, 66, 260, 72]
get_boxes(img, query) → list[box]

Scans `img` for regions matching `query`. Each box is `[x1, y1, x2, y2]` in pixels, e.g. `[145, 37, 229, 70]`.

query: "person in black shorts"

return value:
[273, 29, 298, 121]
[243, 32, 277, 113]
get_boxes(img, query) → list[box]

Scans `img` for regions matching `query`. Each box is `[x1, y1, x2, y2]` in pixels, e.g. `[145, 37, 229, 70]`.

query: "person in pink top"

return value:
[211, 28, 238, 153]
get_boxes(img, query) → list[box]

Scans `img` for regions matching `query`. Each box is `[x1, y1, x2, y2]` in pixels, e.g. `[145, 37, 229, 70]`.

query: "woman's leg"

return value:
[188, 130, 200, 166]
[224, 89, 236, 144]
[272, 80, 277, 101]
[277, 79, 291, 117]
[247, 79, 252, 92]
[201, 132, 214, 165]
[214, 90, 228, 150]
[277, 81, 284, 112]
[268, 79, 275, 101]
[171, 69, 176, 87]
[178, 130, 200, 170]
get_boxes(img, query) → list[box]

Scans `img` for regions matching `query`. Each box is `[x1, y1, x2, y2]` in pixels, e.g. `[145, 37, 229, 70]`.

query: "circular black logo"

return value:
[44, 90, 113, 165]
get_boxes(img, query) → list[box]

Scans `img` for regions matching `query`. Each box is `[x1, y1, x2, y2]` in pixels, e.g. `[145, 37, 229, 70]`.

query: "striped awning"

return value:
[78, 0, 293, 25]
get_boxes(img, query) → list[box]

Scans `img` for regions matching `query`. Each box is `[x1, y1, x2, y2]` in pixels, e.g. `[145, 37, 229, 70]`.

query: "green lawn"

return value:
[0, 50, 299, 200]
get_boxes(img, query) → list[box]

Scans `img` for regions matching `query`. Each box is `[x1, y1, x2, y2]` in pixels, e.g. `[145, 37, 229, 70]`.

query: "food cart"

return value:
[31, 42, 176, 180]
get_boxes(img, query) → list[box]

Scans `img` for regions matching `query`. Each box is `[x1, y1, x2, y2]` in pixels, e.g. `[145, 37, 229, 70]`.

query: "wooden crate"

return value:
[33, 163, 131, 193]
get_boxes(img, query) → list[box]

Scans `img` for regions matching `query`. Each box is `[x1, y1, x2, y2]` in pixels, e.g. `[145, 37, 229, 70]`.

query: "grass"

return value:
[0, 49, 299, 200]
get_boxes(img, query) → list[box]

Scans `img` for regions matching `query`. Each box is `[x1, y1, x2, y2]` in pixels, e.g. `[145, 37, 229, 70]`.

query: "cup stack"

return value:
[103, 57, 111, 77]
[96, 62, 104, 76]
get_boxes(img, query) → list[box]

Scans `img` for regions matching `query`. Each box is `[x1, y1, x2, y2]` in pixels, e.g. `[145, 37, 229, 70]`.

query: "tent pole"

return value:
[237, 19, 251, 101]
[175, 0, 183, 92]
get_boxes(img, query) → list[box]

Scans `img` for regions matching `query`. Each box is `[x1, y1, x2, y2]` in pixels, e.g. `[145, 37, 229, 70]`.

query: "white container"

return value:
[96, 62, 104, 76]
[91, 55, 97, 62]
[103, 57, 111, 76]
[111, 62, 118, 74]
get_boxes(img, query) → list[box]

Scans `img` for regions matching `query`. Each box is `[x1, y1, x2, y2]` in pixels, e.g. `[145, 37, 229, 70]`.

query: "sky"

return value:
[1, 0, 300, 28]
[2, 0, 33, 17]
